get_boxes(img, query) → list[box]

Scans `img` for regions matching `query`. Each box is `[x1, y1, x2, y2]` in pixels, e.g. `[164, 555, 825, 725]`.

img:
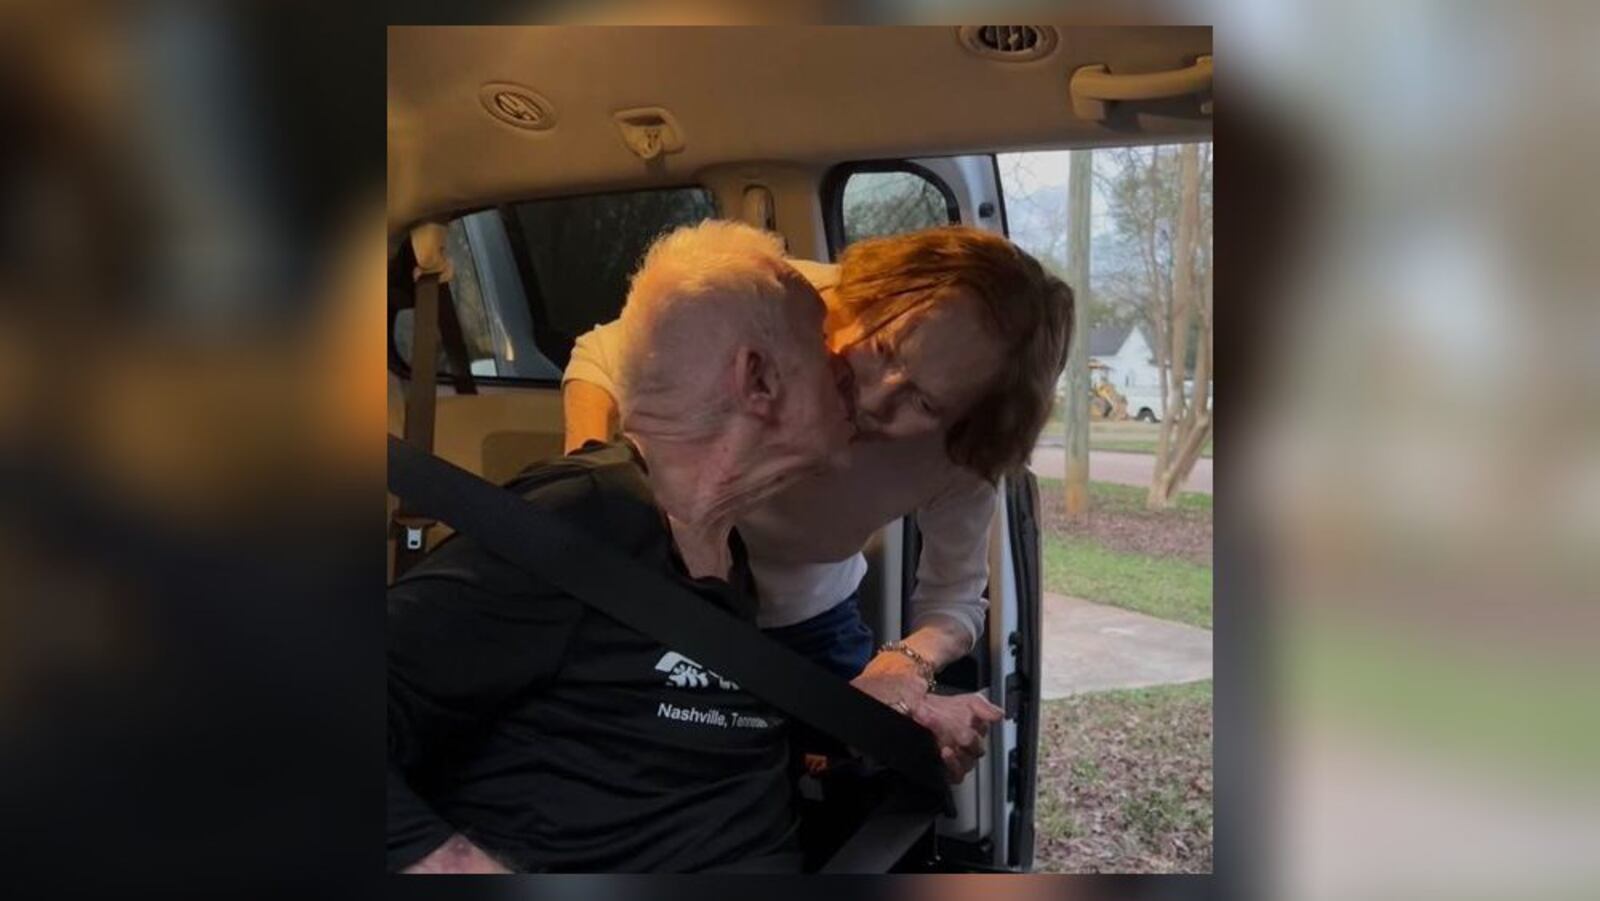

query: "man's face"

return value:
[766, 279, 857, 473]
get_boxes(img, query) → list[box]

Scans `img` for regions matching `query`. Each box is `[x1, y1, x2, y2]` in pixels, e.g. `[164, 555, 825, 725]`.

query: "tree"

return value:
[1061, 150, 1092, 520]
[1147, 144, 1212, 508]
[1099, 143, 1213, 509]
[997, 154, 1071, 275]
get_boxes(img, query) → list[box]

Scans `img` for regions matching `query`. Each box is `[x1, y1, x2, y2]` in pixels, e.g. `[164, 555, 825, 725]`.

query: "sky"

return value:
[997, 149, 1131, 281]
[997, 149, 1120, 236]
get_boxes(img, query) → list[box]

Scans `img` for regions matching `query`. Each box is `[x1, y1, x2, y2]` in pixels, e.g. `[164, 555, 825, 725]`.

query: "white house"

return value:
[1086, 324, 1167, 421]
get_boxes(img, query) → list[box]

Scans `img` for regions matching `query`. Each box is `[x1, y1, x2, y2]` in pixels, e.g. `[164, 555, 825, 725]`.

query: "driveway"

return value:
[1028, 447, 1212, 494]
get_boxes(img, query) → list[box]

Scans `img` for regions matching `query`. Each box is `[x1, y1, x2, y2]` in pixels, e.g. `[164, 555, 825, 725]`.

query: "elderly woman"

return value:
[564, 224, 1072, 734]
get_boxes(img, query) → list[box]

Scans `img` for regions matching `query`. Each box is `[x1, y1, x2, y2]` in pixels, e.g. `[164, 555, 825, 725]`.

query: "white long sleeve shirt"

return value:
[562, 260, 996, 647]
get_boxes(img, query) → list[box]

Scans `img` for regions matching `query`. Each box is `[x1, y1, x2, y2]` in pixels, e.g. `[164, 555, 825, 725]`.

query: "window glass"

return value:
[392, 186, 717, 382]
[997, 144, 1212, 416]
[507, 187, 717, 370]
[442, 218, 497, 373]
[392, 218, 509, 377]
[840, 169, 955, 247]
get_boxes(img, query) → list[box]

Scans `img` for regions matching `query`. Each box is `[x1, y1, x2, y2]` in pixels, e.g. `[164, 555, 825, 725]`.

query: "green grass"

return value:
[1035, 680, 1213, 873]
[1070, 758, 1102, 785]
[1064, 681, 1214, 845]
[1036, 477, 1212, 514]
[1091, 677, 1214, 707]
[1036, 775, 1080, 842]
[1042, 532, 1213, 628]
[1123, 786, 1193, 847]
[1043, 415, 1213, 458]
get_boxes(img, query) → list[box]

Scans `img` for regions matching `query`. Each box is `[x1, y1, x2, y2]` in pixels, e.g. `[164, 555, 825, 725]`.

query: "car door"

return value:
[823, 153, 1042, 872]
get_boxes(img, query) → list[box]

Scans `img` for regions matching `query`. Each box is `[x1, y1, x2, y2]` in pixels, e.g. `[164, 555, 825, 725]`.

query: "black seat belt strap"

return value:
[819, 782, 937, 873]
[387, 435, 952, 808]
[401, 271, 440, 450]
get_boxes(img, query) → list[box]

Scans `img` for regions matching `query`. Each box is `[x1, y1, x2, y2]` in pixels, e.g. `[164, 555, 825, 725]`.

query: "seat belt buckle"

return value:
[393, 514, 436, 551]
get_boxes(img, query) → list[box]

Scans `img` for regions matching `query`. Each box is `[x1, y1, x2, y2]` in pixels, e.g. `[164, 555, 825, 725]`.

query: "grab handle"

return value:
[1070, 55, 1212, 120]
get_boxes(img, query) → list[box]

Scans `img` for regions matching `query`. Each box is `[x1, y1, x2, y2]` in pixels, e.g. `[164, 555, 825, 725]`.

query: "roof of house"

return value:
[1088, 324, 1134, 357]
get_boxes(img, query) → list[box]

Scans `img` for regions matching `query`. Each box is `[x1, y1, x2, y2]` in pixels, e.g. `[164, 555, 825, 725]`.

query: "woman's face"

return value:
[841, 288, 1004, 441]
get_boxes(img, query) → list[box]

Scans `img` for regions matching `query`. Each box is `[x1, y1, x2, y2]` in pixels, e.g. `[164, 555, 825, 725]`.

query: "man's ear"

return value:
[732, 345, 781, 421]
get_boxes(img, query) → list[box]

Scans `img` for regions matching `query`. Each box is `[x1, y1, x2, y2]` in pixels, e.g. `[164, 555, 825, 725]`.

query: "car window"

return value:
[838, 168, 958, 248]
[392, 186, 718, 382]
[506, 187, 717, 368]
[394, 218, 504, 377]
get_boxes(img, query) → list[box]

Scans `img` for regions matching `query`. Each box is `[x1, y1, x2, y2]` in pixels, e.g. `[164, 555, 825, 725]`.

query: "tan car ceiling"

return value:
[388, 25, 1212, 232]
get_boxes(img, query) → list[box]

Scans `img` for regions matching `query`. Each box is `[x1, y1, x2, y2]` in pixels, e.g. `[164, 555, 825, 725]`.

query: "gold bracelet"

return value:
[880, 641, 937, 689]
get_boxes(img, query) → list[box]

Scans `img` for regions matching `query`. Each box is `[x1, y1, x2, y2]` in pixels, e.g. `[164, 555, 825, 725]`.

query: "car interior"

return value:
[386, 24, 1213, 872]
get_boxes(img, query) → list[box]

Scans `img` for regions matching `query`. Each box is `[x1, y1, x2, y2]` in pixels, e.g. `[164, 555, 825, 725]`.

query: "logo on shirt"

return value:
[653, 651, 740, 691]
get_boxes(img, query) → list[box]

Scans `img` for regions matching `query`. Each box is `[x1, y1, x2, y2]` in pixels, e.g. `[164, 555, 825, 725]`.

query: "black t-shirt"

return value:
[387, 442, 797, 873]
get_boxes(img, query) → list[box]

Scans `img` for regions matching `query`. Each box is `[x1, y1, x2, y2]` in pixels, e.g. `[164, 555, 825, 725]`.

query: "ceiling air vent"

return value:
[479, 82, 557, 131]
[959, 25, 1057, 62]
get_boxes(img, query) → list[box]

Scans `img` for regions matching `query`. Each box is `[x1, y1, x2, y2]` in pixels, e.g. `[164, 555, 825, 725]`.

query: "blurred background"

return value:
[1, 1, 1596, 897]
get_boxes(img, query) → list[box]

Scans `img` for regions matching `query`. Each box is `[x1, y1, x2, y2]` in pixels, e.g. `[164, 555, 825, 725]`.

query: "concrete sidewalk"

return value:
[1039, 592, 1212, 699]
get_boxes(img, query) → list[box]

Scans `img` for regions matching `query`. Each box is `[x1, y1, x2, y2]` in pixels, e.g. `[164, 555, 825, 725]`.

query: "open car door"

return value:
[836, 152, 1043, 872]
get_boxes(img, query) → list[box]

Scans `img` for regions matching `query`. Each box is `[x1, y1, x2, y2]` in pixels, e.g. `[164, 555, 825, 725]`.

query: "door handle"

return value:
[1070, 55, 1212, 120]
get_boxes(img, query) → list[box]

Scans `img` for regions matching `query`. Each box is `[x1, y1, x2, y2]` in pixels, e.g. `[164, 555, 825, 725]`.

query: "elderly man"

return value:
[387, 221, 867, 874]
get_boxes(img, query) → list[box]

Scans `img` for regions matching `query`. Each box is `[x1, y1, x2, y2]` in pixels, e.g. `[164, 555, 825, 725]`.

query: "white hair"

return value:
[614, 220, 804, 439]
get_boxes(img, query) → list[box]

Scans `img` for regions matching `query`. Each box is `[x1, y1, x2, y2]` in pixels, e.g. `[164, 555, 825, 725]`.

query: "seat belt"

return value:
[391, 224, 450, 578]
[387, 434, 953, 815]
[818, 782, 938, 873]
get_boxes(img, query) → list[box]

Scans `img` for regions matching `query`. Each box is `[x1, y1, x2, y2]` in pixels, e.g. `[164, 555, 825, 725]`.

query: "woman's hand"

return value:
[850, 649, 933, 713]
[910, 692, 1005, 783]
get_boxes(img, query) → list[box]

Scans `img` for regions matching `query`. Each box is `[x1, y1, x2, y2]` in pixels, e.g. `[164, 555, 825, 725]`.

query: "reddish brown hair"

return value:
[830, 226, 1074, 481]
